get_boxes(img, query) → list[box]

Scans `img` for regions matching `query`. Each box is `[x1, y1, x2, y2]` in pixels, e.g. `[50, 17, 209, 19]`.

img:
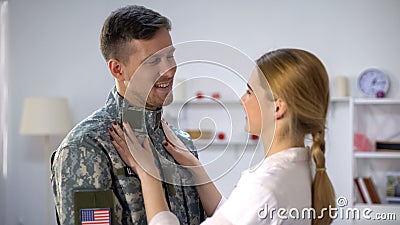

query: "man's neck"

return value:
[116, 85, 160, 111]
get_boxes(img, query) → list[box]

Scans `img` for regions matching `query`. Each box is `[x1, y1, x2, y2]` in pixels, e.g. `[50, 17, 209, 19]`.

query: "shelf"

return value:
[355, 203, 400, 208]
[354, 151, 400, 159]
[354, 98, 400, 105]
[193, 139, 259, 147]
[170, 97, 400, 106]
[169, 98, 241, 106]
[329, 97, 400, 105]
[328, 94, 400, 222]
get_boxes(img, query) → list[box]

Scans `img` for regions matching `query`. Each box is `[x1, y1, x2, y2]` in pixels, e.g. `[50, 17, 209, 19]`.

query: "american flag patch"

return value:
[80, 208, 111, 225]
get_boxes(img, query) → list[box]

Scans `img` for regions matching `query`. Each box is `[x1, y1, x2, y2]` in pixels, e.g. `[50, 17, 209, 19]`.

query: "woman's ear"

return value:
[108, 59, 125, 81]
[275, 99, 287, 120]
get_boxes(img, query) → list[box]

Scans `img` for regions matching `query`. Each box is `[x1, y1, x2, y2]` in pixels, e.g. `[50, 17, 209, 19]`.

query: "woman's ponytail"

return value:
[311, 131, 336, 225]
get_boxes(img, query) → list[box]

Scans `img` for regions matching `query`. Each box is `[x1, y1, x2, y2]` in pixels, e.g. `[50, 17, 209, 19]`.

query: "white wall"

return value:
[4, 0, 400, 224]
[0, 1, 8, 225]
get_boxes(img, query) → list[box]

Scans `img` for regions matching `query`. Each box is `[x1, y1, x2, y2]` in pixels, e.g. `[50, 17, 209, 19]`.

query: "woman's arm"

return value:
[137, 171, 170, 222]
[163, 141, 223, 216]
[192, 167, 223, 216]
[110, 123, 170, 223]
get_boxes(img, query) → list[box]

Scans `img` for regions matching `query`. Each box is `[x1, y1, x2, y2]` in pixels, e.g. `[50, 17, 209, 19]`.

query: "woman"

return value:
[110, 48, 336, 225]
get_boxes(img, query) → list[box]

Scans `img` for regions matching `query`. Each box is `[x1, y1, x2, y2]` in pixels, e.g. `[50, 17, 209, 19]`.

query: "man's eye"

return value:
[146, 57, 161, 65]
[246, 89, 252, 95]
[167, 55, 175, 61]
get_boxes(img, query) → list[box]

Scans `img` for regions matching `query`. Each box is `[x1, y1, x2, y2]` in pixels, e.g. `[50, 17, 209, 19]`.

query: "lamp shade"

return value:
[20, 97, 73, 135]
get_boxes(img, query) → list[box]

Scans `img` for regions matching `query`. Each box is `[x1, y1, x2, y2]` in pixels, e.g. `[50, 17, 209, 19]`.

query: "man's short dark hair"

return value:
[100, 5, 171, 63]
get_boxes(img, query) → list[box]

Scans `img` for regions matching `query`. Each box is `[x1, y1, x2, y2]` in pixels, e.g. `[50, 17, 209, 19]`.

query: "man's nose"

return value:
[159, 59, 176, 78]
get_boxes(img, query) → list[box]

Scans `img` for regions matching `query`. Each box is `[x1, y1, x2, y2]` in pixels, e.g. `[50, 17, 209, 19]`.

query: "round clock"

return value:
[357, 68, 390, 97]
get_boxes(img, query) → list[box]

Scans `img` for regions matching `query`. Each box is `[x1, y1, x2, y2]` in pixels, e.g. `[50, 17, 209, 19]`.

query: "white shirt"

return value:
[150, 147, 313, 225]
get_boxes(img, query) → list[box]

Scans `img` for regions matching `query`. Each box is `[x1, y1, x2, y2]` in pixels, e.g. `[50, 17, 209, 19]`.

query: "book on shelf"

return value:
[386, 197, 400, 204]
[354, 178, 367, 203]
[376, 141, 400, 152]
[363, 177, 381, 204]
[354, 177, 380, 204]
[386, 171, 400, 204]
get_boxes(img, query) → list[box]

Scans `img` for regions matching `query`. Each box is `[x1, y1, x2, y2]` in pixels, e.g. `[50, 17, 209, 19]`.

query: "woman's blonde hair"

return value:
[256, 49, 335, 225]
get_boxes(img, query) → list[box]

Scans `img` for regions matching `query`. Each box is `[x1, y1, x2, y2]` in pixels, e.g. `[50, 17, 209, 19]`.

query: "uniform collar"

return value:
[106, 86, 163, 133]
[105, 86, 124, 123]
[124, 103, 163, 133]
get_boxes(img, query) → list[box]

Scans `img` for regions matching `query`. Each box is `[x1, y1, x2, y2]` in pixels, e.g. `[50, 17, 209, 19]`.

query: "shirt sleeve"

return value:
[217, 178, 276, 225]
[201, 210, 233, 225]
[51, 141, 113, 225]
[150, 211, 180, 225]
[149, 210, 233, 225]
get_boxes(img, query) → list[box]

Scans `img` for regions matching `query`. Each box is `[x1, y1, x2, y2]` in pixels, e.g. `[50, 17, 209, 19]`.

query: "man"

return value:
[51, 5, 205, 225]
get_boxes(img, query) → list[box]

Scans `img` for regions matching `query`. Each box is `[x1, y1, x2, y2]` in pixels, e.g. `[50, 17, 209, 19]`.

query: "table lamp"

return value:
[19, 96, 73, 225]
[20, 97, 73, 150]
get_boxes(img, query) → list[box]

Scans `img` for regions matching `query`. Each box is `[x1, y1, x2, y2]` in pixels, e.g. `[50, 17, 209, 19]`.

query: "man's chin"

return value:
[145, 95, 173, 110]
[162, 95, 173, 106]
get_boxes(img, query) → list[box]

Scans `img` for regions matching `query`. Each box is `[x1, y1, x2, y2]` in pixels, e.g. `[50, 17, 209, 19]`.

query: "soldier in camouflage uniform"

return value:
[51, 5, 205, 225]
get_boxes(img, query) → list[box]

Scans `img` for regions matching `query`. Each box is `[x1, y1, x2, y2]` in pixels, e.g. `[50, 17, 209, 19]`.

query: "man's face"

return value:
[123, 28, 176, 110]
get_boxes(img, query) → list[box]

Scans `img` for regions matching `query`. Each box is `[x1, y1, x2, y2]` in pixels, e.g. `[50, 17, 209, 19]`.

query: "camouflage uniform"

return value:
[51, 87, 205, 225]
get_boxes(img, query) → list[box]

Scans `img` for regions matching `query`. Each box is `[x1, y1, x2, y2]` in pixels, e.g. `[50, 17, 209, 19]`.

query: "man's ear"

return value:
[275, 98, 287, 120]
[108, 59, 124, 81]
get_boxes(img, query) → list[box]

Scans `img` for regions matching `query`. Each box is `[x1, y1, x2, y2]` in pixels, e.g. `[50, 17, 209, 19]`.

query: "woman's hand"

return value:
[110, 122, 159, 179]
[162, 140, 201, 168]
[161, 120, 201, 168]
[163, 138, 212, 185]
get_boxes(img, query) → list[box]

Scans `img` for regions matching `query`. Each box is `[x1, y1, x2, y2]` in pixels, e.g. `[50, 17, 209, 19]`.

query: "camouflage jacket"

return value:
[51, 87, 205, 225]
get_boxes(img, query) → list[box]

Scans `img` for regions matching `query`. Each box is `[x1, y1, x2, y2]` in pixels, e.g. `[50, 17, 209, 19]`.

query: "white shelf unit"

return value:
[172, 98, 242, 106]
[353, 98, 400, 105]
[327, 97, 400, 225]
[164, 98, 252, 148]
[354, 152, 400, 159]
[331, 97, 400, 105]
